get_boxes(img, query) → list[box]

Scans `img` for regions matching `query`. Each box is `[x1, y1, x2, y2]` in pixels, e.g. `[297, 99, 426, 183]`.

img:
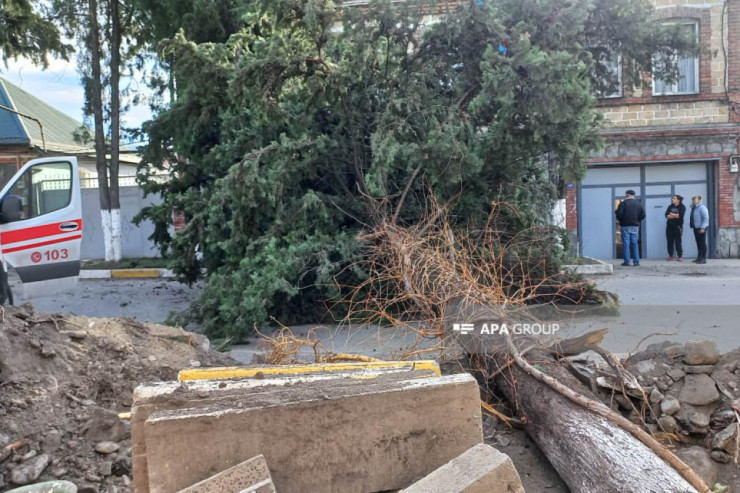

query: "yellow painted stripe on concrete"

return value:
[111, 268, 161, 278]
[178, 360, 441, 381]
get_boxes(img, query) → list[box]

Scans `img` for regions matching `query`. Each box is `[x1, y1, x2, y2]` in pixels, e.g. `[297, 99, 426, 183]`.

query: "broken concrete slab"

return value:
[684, 341, 720, 366]
[712, 423, 738, 454]
[678, 374, 720, 406]
[132, 366, 442, 493]
[667, 368, 686, 381]
[402, 443, 524, 493]
[143, 372, 482, 493]
[177, 454, 275, 493]
[674, 402, 717, 434]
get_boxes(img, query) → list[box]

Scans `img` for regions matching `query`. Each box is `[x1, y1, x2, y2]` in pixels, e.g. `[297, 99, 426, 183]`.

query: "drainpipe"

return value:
[0, 104, 46, 152]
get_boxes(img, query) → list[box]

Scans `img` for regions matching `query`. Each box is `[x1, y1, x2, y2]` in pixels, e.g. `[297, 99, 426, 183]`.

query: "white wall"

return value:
[81, 187, 163, 259]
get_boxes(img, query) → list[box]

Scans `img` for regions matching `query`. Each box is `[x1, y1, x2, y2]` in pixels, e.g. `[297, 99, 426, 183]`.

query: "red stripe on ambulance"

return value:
[0, 219, 82, 245]
[2, 234, 82, 254]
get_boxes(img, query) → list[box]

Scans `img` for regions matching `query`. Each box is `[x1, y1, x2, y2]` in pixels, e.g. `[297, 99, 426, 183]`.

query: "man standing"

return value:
[665, 195, 686, 261]
[690, 195, 709, 264]
[615, 190, 645, 266]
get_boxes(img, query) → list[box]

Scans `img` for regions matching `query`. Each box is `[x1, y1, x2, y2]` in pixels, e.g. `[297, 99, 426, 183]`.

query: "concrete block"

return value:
[177, 454, 275, 493]
[563, 257, 613, 276]
[402, 444, 524, 493]
[132, 367, 442, 493]
[563, 263, 614, 275]
[143, 372, 482, 493]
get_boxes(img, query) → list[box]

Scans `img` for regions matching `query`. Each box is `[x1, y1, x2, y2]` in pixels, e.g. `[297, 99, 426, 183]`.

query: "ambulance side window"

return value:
[5, 162, 72, 221]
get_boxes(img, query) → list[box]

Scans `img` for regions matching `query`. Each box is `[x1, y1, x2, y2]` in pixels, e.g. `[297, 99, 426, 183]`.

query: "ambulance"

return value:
[0, 156, 82, 304]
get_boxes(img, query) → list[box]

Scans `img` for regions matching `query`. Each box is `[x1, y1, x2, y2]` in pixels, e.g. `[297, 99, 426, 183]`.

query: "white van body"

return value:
[0, 156, 82, 301]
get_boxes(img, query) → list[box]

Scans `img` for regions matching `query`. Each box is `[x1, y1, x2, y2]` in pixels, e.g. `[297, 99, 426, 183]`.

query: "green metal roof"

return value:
[0, 77, 94, 153]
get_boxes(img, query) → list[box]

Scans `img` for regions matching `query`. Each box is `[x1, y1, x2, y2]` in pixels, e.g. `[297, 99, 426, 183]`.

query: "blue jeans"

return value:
[622, 225, 640, 264]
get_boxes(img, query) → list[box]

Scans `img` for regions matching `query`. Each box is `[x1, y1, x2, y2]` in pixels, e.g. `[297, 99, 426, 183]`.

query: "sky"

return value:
[2, 55, 154, 144]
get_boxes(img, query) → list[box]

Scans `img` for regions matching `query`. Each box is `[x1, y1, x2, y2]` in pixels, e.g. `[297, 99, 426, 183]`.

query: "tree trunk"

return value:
[490, 349, 698, 493]
[376, 222, 706, 492]
[88, 0, 113, 260]
[109, 0, 122, 261]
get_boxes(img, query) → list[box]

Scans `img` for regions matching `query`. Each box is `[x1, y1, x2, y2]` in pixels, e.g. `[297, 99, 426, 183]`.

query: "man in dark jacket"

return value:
[615, 190, 645, 266]
[665, 195, 686, 261]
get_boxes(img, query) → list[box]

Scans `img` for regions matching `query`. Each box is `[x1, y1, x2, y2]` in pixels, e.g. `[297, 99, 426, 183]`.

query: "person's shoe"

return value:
[696, 259, 706, 264]
[633, 263, 640, 266]
[692, 259, 699, 263]
[677, 257, 683, 261]
[667, 257, 674, 261]
[621, 262, 630, 266]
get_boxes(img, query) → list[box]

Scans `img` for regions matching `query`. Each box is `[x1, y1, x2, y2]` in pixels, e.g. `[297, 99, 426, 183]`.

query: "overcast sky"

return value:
[2, 55, 154, 143]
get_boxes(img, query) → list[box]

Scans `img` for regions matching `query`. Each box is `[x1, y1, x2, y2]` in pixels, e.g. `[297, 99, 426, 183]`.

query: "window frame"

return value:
[651, 20, 700, 96]
[4, 161, 73, 222]
[596, 51, 623, 99]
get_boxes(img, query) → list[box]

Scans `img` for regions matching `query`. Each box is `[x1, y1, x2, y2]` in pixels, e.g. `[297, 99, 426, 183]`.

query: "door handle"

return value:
[59, 222, 79, 232]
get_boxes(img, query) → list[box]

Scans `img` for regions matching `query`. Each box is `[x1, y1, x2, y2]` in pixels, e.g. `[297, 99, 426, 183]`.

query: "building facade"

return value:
[567, 0, 740, 259]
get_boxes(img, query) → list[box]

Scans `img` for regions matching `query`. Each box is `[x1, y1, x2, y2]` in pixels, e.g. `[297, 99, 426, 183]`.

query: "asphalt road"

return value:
[8, 258, 740, 361]
[8, 270, 202, 324]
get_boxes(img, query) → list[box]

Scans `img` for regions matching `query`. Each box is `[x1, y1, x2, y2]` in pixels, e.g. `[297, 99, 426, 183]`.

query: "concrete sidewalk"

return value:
[566, 258, 740, 353]
[593, 259, 740, 305]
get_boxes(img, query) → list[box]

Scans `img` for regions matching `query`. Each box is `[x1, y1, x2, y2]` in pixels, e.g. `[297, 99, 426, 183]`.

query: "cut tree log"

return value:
[490, 345, 707, 493]
[367, 220, 708, 492]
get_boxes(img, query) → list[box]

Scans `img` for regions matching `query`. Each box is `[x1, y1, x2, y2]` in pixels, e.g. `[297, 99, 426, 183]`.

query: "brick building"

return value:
[568, 0, 740, 259]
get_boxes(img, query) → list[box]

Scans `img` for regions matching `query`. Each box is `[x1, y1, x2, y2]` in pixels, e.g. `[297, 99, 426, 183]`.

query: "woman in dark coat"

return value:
[665, 194, 686, 261]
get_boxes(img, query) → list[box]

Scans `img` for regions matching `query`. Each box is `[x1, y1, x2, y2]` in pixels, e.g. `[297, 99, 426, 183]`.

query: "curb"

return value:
[178, 360, 442, 382]
[80, 268, 175, 279]
[563, 257, 613, 275]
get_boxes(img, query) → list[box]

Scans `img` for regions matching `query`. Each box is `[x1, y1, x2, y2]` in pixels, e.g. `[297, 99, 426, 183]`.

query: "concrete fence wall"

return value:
[82, 187, 162, 259]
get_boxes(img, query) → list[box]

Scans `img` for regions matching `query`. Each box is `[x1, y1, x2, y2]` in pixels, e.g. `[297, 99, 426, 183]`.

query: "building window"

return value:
[652, 22, 699, 95]
[594, 50, 622, 98]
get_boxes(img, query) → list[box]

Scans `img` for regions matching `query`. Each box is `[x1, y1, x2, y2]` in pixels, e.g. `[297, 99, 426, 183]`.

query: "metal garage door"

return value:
[579, 162, 710, 259]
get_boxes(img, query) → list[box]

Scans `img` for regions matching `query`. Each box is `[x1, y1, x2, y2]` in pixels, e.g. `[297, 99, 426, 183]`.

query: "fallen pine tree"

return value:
[344, 202, 711, 493]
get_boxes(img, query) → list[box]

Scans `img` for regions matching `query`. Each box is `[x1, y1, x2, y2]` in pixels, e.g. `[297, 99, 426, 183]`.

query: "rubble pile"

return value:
[593, 339, 740, 488]
[0, 304, 234, 492]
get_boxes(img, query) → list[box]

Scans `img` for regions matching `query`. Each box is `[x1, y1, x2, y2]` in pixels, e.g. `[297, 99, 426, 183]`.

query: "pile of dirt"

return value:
[0, 304, 235, 492]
